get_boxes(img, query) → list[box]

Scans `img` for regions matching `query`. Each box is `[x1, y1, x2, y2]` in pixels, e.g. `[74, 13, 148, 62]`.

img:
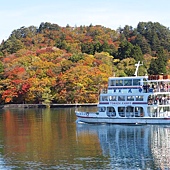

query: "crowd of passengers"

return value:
[143, 82, 170, 93]
[148, 95, 170, 105]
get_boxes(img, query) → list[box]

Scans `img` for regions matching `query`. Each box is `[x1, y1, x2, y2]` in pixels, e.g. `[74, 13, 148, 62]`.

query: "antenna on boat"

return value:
[134, 61, 143, 76]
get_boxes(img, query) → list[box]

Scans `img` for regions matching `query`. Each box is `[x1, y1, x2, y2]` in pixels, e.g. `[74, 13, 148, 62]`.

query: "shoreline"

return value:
[1, 103, 98, 109]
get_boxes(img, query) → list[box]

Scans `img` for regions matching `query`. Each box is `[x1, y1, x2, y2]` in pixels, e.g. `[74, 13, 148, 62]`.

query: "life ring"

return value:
[86, 112, 89, 116]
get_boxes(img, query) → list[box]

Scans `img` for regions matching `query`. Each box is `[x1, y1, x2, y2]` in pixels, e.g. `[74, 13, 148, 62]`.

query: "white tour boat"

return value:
[75, 61, 170, 124]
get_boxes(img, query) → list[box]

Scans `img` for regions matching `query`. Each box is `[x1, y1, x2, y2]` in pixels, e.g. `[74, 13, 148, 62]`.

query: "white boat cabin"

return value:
[98, 75, 170, 119]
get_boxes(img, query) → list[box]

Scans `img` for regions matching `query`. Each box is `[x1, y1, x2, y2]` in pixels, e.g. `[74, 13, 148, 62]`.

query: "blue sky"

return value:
[0, 0, 170, 42]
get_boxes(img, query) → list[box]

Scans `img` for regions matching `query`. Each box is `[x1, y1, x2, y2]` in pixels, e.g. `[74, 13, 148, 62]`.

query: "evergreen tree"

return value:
[151, 32, 160, 51]
[148, 47, 167, 75]
[131, 45, 144, 61]
[148, 58, 158, 75]
[117, 41, 133, 60]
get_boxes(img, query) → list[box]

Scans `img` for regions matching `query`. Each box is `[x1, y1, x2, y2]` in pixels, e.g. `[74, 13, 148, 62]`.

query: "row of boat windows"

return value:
[98, 106, 144, 117]
[99, 106, 143, 112]
[101, 95, 144, 101]
[109, 79, 142, 86]
[98, 106, 170, 118]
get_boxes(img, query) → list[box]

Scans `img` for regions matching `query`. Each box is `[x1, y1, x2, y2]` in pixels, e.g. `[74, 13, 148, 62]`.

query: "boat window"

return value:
[118, 107, 125, 117]
[136, 96, 143, 101]
[127, 96, 134, 101]
[110, 80, 115, 86]
[102, 96, 108, 101]
[118, 96, 125, 101]
[133, 79, 140, 86]
[107, 107, 116, 112]
[107, 107, 116, 117]
[124, 79, 132, 86]
[126, 106, 134, 117]
[135, 107, 144, 117]
[116, 80, 123, 86]
[99, 107, 106, 112]
[109, 96, 117, 101]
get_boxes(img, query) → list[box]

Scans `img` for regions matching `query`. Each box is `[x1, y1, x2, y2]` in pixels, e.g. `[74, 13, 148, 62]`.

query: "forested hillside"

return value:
[0, 21, 170, 104]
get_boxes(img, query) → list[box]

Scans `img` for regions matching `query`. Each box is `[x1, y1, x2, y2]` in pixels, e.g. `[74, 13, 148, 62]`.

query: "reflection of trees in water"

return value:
[76, 124, 170, 169]
[0, 108, 77, 168]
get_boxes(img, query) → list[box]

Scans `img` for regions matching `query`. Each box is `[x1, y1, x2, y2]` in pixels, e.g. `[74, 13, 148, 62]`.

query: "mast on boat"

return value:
[134, 61, 143, 76]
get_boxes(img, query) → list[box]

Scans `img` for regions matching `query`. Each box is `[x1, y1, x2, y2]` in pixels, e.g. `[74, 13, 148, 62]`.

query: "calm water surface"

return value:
[0, 107, 170, 169]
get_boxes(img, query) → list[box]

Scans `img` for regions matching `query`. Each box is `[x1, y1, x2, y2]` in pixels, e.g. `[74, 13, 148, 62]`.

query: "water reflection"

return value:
[0, 108, 78, 169]
[0, 108, 170, 169]
[76, 123, 170, 169]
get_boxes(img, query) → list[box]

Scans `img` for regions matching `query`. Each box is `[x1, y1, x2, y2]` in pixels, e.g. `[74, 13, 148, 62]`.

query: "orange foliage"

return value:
[0, 23, 119, 104]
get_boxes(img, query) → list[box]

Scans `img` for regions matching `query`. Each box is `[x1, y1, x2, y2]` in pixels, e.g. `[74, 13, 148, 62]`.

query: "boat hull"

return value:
[76, 116, 170, 124]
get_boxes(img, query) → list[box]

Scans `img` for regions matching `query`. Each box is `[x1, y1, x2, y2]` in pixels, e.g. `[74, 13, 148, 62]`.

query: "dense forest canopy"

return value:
[0, 21, 170, 104]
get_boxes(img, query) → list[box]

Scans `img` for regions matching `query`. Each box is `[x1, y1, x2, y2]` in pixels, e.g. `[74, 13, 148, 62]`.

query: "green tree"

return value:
[137, 22, 146, 35]
[132, 34, 151, 54]
[81, 43, 95, 55]
[148, 47, 167, 75]
[151, 32, 160, 51]
[1, 36, 24, 54]
[131, 45, 144, 61]
[69, 53, 84, 63]
[11, 26, 37, 39]
[117, 41, 133, 60]
[122, 25, 134, 39]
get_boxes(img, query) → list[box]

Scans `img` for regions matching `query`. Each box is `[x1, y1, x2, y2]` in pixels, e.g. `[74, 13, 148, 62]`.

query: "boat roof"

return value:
[109, 76, 148, 80]
[144, 79, 170, 82]
[109, 76, 170, 82]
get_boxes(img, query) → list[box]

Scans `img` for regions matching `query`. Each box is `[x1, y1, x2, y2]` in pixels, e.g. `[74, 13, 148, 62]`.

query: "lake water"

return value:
[0, 107, 170, 169]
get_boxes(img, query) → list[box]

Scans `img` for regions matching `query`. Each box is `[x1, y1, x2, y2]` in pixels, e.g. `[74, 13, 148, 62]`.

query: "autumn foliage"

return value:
[0, 22, 170, 104]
